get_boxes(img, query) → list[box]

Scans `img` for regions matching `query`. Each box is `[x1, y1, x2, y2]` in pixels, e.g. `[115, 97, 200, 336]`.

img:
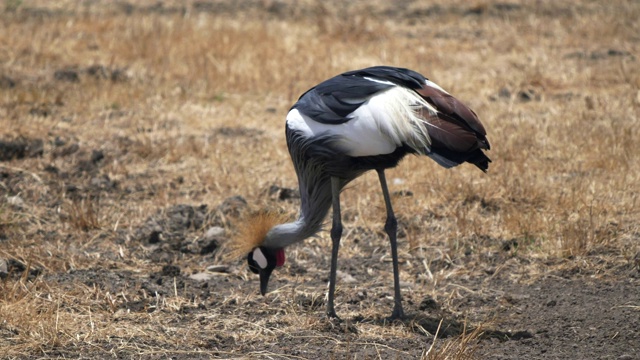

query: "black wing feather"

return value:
[293, 66, 427, 125]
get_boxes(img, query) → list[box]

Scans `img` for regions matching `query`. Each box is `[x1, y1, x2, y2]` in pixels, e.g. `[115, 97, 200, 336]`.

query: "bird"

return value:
[240, 66, 490, 320]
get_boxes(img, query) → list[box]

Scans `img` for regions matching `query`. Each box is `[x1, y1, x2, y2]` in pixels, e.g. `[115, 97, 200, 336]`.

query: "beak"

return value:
[259, 267, 274, 296]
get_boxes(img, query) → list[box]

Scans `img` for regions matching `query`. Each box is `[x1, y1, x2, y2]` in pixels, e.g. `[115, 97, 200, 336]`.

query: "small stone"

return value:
[91, 150, 104, 164]
[148, 230, 162, 244]
[0, 258, 8, 279]
[392, 190, 413, 197]
[517, 89, 536, 102]
[161, 265, 180, 277]
[268, 185, 300, 201]
[511, 330, 534, 340]
[217, 196, 247, 217]
[197, 237, 219, 255]
[204, 226, 224, 240]
[53, 143, 80, 158]
[206, 265, 228, 273]
[53, 136, 67, 147]
[498, 87, 511, 98]
[189, 272, 214, 282]
[336, 270, 356, 283]
[54, 68, 80, 82]
[0, 75, 16, 89]
[7, 195, 24, 208]
[419, 296, 440, 311]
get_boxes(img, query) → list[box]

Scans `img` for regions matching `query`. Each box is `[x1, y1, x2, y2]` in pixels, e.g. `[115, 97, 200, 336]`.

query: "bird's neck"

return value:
[262, 174, 335, 249]
[263, 218, 318, 248]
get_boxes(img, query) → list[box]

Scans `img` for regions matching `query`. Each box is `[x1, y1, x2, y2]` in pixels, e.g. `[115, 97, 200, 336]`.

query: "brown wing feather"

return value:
[416, 85, 490, 150]
[420, 110, 479, 152]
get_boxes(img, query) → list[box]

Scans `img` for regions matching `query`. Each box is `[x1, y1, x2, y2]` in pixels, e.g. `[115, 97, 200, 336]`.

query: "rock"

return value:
[206, 265, 228, 273]
[52, 143, 80, 158]
[213, 196, 247, 226]
[517, 88, 539, 102]
[336, 270, 356, 283]
[189, 272, 214, 282]
[196, 237, 219, 255]
[510, 330, 533, 340]
[148, 230, 162, 244]
[86, 64, 109, 79]
[85, 64, 128, 82]
[219, 195, 247, 214]
[392, 190, 413, 197]
[498, 87, 511, 98]
[3, 258, 41, 279]
[7, 195, 24, 208]
[0, 75, 16, 89]
[0, 138, 44, 161]
[605, 49, 631, 58]
[166, 204, 208, 231]
[53, 136, 67, 147]
[0, 258, 8, 279]
[268, 185, 300, 201]
[419, 296, 440, 311]
[502, 239, 519, 251]
[54, 68, 80, 82]
[161, 265, 180, 277]
[204, 226, 225, 240]
[91, 150, 104, 164]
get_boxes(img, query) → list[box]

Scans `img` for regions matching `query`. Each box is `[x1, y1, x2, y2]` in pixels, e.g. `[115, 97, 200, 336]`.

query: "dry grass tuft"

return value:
[63, 197, 101, 232]
[423, 320, 484, 360]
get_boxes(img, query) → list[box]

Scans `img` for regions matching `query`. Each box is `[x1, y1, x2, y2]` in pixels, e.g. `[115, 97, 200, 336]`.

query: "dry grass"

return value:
[422, 319, 483, 360]
[1, 0, 639, 358]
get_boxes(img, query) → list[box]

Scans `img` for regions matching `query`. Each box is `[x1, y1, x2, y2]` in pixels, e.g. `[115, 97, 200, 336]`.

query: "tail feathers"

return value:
[467, 150, 491, 172]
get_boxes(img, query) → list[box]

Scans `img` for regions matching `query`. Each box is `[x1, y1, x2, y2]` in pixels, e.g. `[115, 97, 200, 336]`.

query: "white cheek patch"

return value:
[253, 248, 268, 269]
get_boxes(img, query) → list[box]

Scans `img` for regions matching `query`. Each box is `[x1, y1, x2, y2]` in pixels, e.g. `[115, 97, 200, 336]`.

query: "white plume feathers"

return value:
[287, 85, 433, 157]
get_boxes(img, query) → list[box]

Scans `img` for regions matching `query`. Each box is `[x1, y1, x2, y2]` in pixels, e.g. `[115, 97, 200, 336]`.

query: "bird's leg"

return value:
[376, 169, 404, 320]
[326, 176, 343, 319]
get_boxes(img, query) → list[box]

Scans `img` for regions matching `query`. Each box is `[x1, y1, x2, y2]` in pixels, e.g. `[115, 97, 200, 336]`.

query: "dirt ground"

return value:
[1, 1, 639, 359]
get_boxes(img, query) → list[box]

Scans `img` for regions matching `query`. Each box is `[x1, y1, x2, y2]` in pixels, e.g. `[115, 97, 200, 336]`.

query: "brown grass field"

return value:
[1, 0, 639, 359]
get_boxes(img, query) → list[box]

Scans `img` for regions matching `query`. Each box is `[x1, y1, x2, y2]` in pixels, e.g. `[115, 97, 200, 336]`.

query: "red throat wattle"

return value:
[275, 249, 285, 267]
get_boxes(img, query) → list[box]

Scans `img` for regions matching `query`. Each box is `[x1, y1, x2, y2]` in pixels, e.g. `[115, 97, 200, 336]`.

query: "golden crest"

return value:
[227, 210, 287, 259]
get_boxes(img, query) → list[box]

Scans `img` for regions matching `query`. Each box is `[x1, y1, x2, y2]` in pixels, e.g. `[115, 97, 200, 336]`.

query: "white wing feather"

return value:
[287, 86, 433, 157]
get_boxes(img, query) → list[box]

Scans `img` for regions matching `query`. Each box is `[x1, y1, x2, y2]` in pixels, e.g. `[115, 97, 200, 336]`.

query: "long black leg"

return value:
[327, 176, 343, 319]
[377, 169, 404, 320]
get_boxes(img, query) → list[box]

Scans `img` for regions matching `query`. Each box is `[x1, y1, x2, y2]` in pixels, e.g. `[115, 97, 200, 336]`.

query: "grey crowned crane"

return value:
[240, 66, 490, 320]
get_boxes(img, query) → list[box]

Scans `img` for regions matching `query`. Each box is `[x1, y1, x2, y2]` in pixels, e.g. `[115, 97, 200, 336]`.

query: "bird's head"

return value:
[231, 211, 287, 295]
[247, 246, 285, 295]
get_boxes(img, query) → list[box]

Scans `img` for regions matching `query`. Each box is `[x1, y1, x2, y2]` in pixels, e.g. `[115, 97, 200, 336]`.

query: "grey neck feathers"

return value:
[263, 129, 356, 249]
[262, 165, 335, 249]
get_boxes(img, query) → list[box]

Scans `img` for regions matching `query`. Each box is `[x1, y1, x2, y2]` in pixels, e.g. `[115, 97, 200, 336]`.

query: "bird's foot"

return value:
[386, 306, 405, 322]
[326, 310, 342, 322]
